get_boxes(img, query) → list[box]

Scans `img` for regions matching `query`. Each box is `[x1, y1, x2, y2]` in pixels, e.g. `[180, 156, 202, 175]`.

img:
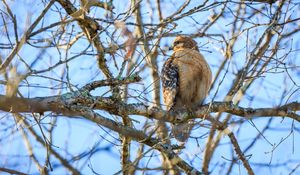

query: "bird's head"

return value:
[171, 36, 199, 52]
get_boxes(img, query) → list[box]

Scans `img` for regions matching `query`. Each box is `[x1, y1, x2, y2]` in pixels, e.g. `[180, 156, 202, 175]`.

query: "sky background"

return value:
[0, 0, 300, 174]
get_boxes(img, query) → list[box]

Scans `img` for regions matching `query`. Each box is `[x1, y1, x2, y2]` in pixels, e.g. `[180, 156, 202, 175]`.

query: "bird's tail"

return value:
[171, 120, 195, 142]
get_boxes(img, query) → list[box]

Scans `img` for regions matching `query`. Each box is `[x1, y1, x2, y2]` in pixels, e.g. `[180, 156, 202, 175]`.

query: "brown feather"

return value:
[172, 48, 211, 108]
[162, 36, 212, 142]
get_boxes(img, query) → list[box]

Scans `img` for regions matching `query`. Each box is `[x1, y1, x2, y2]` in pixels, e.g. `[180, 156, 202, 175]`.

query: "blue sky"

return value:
[0, 0, 300, 174]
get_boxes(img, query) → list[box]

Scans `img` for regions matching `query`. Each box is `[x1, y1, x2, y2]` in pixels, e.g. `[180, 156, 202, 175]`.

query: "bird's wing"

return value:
[161, 57, 179, 111]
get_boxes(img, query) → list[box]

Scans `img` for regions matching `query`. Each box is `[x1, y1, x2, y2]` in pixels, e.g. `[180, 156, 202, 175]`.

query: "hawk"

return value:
[161, 36, 212, 142]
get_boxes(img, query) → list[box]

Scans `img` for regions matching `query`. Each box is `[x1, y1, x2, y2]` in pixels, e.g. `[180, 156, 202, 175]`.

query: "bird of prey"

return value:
[161, 36, 212, 142]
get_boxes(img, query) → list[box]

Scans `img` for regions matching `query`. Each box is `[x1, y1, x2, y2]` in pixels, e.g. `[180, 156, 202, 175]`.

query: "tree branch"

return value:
[56, 0, 112, 78]
[54, 104, 201, 174]
[227, 131, 254, 175]
[0, 167, 28, 175]
[81, 73, 141, 91]
[242, 0, 277, 3]
[0, 0, 55, 73]
[0, 93, 299, 123]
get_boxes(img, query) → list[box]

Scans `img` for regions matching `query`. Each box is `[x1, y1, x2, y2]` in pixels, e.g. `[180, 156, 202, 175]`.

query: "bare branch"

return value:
[227, 131, 254, 175]
[0, 0, 55, 72]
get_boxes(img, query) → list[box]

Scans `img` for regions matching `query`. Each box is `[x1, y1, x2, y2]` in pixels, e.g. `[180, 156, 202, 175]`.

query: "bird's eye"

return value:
[174, 41, 180, 46]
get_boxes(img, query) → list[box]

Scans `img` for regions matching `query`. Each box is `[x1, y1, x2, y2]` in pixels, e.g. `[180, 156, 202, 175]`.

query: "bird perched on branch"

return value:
[161, 36, 212, 142]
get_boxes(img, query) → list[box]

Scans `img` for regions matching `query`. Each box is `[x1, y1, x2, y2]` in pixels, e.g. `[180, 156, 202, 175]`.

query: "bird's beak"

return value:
[169, 46, 174, 51]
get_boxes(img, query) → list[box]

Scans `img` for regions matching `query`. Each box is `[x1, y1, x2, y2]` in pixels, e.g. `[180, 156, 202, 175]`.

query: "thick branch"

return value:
[0, 94, 299, 123]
